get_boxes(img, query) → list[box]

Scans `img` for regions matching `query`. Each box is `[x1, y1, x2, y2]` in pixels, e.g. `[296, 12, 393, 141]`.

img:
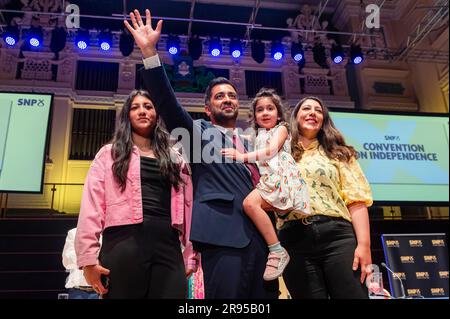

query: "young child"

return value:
[221, 88, 311, 281]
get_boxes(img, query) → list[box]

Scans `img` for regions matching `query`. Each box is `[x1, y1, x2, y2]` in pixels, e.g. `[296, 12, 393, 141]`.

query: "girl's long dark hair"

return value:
[290, 96, 357, 162]
[111, 90, 182, 192]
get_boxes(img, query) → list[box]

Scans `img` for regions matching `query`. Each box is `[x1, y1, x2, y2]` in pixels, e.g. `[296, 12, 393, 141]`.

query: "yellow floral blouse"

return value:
[285, 139, 373, 223]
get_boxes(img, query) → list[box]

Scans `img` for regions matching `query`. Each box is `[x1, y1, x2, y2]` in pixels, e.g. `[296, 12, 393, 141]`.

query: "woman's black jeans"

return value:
[279, 215, 369, 299]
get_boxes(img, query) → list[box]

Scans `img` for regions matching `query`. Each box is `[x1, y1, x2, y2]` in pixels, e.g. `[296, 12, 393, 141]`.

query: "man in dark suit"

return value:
[125, 9, 278, 299]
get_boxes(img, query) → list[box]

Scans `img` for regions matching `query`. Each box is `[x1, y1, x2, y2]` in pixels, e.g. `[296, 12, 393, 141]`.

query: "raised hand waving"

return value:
[124, 9, 163, 58]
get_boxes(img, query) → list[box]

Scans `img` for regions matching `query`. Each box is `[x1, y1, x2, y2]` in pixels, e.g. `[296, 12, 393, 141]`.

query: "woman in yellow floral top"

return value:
[279, 96, 373, 299]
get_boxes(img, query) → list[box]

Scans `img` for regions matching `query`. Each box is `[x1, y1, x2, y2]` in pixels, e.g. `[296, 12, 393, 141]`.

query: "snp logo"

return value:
[424, 255, 438, 263]
[18, 99, 45, 107]
[416, 272, 430, 280]
[439, 271, 449, 279]
[432, 239, 445, 247]
[431, 288, 445, 296]
[386, 240, 400, 248]
[409, 240, 423, 247]
[407, 289, 422, 297]
[400, 256, 414, 264]
[394, 272, 406, 280]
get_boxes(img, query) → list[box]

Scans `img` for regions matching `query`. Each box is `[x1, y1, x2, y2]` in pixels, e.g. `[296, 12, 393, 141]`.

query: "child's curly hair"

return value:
[249, 88, 287, 134]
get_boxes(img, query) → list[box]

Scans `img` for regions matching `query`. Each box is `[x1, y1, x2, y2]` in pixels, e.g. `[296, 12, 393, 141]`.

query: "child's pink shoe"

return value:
[263, 248, 290, 281]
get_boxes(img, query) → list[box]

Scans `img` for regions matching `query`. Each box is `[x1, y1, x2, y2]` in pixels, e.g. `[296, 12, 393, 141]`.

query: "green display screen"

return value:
[0, 92, 52, 193]
[331, 110, 449, 204]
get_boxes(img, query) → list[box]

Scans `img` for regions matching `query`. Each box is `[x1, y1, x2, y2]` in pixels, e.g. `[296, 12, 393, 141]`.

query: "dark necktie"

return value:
[232, 133, 260, 187]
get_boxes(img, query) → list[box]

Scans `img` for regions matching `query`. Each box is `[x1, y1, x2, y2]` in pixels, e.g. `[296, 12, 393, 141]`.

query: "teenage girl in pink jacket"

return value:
[75, 90, 199, 298]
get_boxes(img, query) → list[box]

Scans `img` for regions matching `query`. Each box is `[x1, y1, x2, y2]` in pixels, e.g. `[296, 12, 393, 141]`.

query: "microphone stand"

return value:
[381, 262, 407, 299]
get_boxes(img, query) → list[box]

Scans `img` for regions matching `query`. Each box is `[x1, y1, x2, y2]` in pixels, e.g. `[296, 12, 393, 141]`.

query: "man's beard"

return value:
[210, 107, 238, 126]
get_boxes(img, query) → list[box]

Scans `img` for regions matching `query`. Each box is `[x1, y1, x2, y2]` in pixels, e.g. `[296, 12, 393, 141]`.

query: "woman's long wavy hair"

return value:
[110, 90, 182, 192]
[290, 96, 357, 162]
[249, 88, 287, 134]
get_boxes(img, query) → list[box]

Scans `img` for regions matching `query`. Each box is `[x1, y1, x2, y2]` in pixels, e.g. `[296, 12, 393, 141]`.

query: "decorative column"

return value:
[117, 58, 136, 93]
[330, 64, 349, 97]
[230, 62, 246, 98]
[56, 52, 76, 84]
[0, 48, 20, 80]
[438, 65, 449, 111]
[281, 60, 301, 100]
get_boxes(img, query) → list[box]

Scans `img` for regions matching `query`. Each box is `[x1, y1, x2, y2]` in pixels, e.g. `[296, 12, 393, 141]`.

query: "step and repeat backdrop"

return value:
[382, 233, 449, 299]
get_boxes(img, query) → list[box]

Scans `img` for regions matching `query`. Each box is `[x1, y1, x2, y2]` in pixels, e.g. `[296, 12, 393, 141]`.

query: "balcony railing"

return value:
[0, 183, 84, 218]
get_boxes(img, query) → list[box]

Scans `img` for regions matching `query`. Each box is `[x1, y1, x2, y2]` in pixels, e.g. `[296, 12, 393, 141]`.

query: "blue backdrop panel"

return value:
[381, 233, 449, 299]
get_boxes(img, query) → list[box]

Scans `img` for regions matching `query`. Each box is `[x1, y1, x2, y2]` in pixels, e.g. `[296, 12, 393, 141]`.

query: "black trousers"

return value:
[279, 216, 368, 299]
[198, 232, 279, 299]
[99, 215, 187, 299]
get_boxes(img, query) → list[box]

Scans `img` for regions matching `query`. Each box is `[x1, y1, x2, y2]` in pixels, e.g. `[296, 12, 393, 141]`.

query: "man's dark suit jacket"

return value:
[141, 65, 257, 249]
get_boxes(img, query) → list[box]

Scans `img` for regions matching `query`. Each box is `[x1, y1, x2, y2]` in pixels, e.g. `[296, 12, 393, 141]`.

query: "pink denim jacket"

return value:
[75, 144, 198, 273]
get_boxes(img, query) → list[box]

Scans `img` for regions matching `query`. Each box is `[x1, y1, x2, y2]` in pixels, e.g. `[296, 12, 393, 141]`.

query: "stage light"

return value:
[29, 37, 39, 47]
[3, 25, 19, 47]
[100, 42, 110, 51]
[98, 31, 112, 51]
[229, 39, 242, 59]
[119, 29, 134, 57]
[188, 36, 203, 60]
[350, 44, 364, 64]
[313, 43, 328, 68]
[209, 37, 222, 57]
[27, 26, 43, 48]
[251, 40, 265, 64]
[77, 40, 87, 50]
[291, 42, 304, 62]
[271, 41, 284, 61]
[75, 30, 90, 50]
[331, 44, 344, 64]
[50, 26, 67, 53]
[5, 36, 16, 46]
[166, 35, 180, 55]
